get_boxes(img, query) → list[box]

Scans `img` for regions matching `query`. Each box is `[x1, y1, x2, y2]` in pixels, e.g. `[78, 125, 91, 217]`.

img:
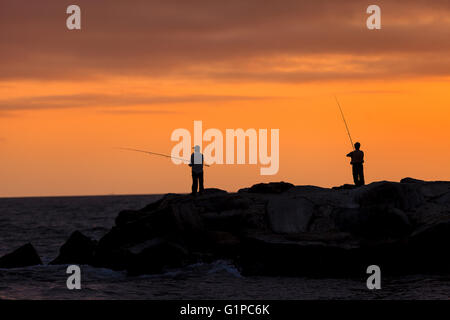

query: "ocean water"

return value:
[0, 195, 448, 300]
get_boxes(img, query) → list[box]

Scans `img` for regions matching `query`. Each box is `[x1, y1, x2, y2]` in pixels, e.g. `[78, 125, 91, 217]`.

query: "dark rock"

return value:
[204, 231, 241, 257]
[237, 235, 361, 277]
[93, 200, 205, 271]
[418, 182, 450, 200]
[50, 231, 97, 265]
[400, 177, 425, 184]
[408, 222, 450, 272]
[206, 231, 240, 246]
[239, 181, 294, 194]
[332, 184, 357, 190]
[335, 206, 412, 239]
[267, 197, 315, 233]
[0, 243, 42, 268]
[92, 245, 132, 271]
[354, 181, 424, 211]
[199, 188, 228, 195]
[115, 210, 143, 227]
[126, 239, 190, 275]
[435, 192, 450, 205]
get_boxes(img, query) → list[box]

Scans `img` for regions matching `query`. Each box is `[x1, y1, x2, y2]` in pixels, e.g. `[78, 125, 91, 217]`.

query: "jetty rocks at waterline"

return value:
[52, 178, 450, 276]
[0, 243, 42, 268]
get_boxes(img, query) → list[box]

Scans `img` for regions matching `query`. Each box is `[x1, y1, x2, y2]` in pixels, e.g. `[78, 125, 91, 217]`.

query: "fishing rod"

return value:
[334, 96, 354, 150]
[117, 147, 211, 167]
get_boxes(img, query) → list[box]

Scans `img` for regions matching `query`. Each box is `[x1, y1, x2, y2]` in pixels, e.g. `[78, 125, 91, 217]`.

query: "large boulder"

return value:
[267, 197, 315, 233]
[126, 239, 190, 275]
[407, 221, 450, 272]
[334, 206, 412, 239]
[50, 231, 97, 265]
[400, 177, 425, 184]
[237, 235, 362, 277]
[115, 210, 144, 228]
[93, 196, 206, 271]
[435, 192, 450, 205]
[353, 181, 424, 211]
[0, 243, 42, 268]
[239, 182, 294, 194]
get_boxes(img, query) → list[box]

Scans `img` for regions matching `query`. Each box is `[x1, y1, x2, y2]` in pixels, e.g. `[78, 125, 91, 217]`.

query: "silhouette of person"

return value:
[189, 145, 204, 196]
[347, 142, 365, 186]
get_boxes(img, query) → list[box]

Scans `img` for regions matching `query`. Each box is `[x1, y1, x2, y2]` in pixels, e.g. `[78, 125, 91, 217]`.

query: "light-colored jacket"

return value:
[190, 152, 204, 173]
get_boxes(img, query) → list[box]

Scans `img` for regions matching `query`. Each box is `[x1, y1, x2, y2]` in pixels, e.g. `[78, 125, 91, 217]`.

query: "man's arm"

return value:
[346, 151, 353, 157]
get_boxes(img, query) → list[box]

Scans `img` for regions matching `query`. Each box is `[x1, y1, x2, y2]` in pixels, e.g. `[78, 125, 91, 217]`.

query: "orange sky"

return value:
[1, 1, 450, 197]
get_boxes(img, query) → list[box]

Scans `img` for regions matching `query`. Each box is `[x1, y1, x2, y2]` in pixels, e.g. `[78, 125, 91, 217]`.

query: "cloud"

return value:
[0, 93, 271, 111]
[0, 111, 19, 118]
[98, 109, 179, 115]
[2, 0, 450, 82]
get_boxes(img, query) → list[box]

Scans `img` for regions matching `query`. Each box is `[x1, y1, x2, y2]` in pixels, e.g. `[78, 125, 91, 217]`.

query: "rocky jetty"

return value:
[51, 178, 450, 277]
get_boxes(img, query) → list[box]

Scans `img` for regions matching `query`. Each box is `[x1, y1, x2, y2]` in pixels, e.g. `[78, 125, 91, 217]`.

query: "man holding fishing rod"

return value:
[118, 146, 208, 195]
[335, 96, 366, 187]
[189, 145, 204, 196]
[347, 142, 365, 186]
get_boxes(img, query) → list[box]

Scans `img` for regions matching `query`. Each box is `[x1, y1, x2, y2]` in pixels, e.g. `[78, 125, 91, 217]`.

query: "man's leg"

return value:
[199, 172, 204, 193]
[192, 173, 198, 195]
[352, 165, 359, 185]
[359, 164, 365, 186]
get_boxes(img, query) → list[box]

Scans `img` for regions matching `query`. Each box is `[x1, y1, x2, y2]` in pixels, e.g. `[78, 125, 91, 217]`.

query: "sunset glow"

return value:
[1, 0, 450, 197]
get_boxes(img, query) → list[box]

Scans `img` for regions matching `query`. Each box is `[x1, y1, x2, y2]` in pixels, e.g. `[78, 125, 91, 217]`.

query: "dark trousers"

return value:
[192, 172, 204, 195]
[352, 163, 365, 186]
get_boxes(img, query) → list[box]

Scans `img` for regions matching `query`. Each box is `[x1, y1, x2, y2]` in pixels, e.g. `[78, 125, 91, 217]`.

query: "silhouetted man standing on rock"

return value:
[189, 145, 204, 196]
[347, 142, 365, 186]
